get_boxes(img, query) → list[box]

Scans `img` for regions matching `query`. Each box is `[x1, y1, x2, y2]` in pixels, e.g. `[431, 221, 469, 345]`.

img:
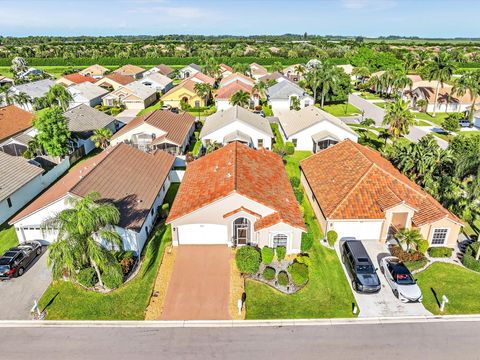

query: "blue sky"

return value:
[1, 0, 478, 38]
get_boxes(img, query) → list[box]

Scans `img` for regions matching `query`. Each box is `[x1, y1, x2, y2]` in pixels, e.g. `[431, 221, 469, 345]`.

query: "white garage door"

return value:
[177, 224, 228, 245]
[331, 221, 383, 241]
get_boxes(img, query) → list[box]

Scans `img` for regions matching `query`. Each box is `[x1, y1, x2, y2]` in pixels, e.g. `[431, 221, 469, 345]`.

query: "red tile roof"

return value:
[0, 105, 35, 141]
[300, 140, 462, 226]
[61, 73, 96, 84]
[214, 81, 254, 100]
[11, 144, 174, 231]
[112, 110, 195, 146]
[155, 64, 174, 76]
[167, 142, 306, 231]
[219, 72, 255, 87]
[189, 72, 215, 86]
[101, 73, 136, 86]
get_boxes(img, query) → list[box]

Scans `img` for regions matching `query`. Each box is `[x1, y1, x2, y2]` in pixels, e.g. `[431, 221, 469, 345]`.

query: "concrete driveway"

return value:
[335, 241, 431, 318]
[0, 247, 51, 320]
[161, 245, 231, 320]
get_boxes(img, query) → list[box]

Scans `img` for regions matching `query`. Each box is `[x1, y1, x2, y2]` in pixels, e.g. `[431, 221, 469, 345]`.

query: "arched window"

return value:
[273, 234, 288, 248]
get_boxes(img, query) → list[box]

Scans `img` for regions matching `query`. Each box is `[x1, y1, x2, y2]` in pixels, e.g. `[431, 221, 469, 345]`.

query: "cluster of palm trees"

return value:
[452, 70, 480, 120]
[303, 61, 348, 108]
[367, 70, 413, 97]
[0, 83, 73, 112]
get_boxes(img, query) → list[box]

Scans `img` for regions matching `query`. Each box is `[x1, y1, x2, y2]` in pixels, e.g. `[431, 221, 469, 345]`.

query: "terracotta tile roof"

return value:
[112, 110, 195, 146]
[219, 72, 255, 87]
[412, 82, 480, 104]
[300, 140, 462, 227]
[61, 73, 96, 84]
[155, 64, 174, 76]
[80, 64, 109, 77]
[0, 105, 35, 141]
[167, 142, 305, 231]
[214, 81, 253, 100]
[223, 207, 261, 219]
[11, 144, 174, 231]
[100, 73, 136, 86]
[220, 64, 233, 73]
[114, 64, 146, 77]
[189, 72, 215, 86]
[249, 63, 268, 76]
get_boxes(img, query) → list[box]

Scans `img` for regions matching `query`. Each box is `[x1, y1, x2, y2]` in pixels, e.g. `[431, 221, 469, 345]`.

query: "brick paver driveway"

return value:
[161, 245, 231, 320]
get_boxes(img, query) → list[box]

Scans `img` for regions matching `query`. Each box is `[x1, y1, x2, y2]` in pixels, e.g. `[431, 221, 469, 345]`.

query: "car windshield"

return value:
[0, 265, 10, 272]
[356, 265, 374, 274]
[396, 273, 415, 285]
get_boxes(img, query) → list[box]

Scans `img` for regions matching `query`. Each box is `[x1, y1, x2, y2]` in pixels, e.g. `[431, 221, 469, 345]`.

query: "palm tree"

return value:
[0, 85, 13, 105]
[305, 69, 321, 105]
[352, 66, 370, 83]
[456, 145, 480, 202]
[425, 52, 455, 117]
[13, 91, 32, 110]
[290, 96, 300, 111]
[252, 81, 267, 99]
[90, 128, 112, 150]
[232, 63, 250, 77]
[452, 71, 480, 120]
[46, 84, 73, 111]
[396, 228, 423, 252]
[271, 61, 283, 73]
[193, 82, 212, 107]
[382, 99, 415, 143]
[317, 65, 337, 108]
[230, 90, 251, 108]
[294, 64, 306, 77]
[44, 192, 122, 287]
[203, 59, 220, 79]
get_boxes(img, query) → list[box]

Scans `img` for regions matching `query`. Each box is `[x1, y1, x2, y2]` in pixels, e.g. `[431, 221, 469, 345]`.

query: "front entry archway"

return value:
[233, 217, 251, 245]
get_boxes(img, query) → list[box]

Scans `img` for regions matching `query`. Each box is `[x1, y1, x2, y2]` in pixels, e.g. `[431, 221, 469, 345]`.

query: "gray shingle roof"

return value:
[68, 82, 109, 101]
[200, 105, 273, 138]
[0, 151, 44, 202]
[267, 80, 312, 100]
[63, 104, 115, 133]
[10, 79, 56, 99]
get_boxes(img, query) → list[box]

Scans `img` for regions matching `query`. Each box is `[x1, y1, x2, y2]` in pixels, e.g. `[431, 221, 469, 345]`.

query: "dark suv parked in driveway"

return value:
[341, 239, 381, 293]
[0, 241, 43, 279]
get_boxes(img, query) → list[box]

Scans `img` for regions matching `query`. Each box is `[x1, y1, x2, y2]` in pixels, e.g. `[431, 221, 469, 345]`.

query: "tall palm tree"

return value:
[352, 66, 370, 83]
[232, 63, 250, 77]
[0, 85, 13, 105]
[252, 81, 267, 99]
[317, 65, 337, 108]
[294, 64, 306, 77]
[230, 90, 251, 108]
[193, 82, 212, 106]
[426, 52, 455, 117]
[46, 84, 73, 111]
[456, 144, 480, 202]
[90, 128, 112, 150]
[452, 71, 480, 120]
[382, 99, 415, 143]
[270, 61, 284, 73]
[305, 69, 321, 105]
[13, 91, 32, 110]
[44, 192, 122, 287]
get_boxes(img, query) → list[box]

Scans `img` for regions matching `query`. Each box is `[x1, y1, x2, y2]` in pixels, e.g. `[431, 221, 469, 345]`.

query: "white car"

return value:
[380, 256, 423, 303]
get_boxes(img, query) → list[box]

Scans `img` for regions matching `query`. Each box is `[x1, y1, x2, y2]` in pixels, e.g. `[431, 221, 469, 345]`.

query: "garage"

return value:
[330, 220, 383, 241]
[177, 224, 228, 245]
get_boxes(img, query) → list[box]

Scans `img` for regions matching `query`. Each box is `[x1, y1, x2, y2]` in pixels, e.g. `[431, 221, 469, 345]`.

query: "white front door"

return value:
[177, 224, 228, 245]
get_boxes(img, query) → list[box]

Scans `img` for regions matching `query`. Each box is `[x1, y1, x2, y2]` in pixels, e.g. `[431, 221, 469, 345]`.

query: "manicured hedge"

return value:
[262, 267, 276, 281]
[276, 246, 286, 261]
[277, 271, 289, 286]
[261, 246, 274, 265]
[462, 243, 480, 273]
[235, 246, 261, 274]
[288, 262, 309, 286]
[428, 246, 453, 258]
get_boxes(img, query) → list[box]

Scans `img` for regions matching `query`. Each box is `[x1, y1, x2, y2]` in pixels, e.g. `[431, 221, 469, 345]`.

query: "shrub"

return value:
[293, 188, 304, 204]
[462, 243, 480, 273]
[428, 246, 453, 258]
[290, 176, 300, 188]
[160, 203, 170, 218]
[277, 271, 289, 286]
[276, 246, 286, 261]
[327, 230, 338, 247]
[442, 112, 462, 133]
[288, 262, 309, 286]
[120, 256, 135, 275]
[102, 264, 124, 289]
[77, 267, 97, 288]
[262, 267, 276, 281]
[390, 245, 425, 262]
[285, 141, 295, 155]
[22, 149, 33, 159]
[235, 246, 261, 274]
[417, 240, 429, 254]
[301, 232, 314, 252]
[295, 254, 312, 267]
[272, 143, 286, 157]
[261, 246, 274, 265]
[416, 99, 427, 112]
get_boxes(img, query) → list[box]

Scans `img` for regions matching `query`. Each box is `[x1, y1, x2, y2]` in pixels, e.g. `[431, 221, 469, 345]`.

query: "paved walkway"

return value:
[335, 241, 431, 318]
[0, 247, 51, 320]
[161, 245, 231, 320]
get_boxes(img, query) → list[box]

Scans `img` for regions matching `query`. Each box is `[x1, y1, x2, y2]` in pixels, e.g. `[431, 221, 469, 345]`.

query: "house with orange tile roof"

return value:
[188, 72, 216, 86]
[161, 79, 205, 108]
[219, 63, 233, 77]
[79, 64, 109, 79]
[10, 143, 175, 254]
[167, 142, 305, 252]
[219, 72, 255, 88]
[113, 64, 146, 79]
[249, 63, 268, 80]
[300, 140, 462, 246]
[110, 110, 195, 155]
[95, 73, 136, 91]
[0, 105, 36, 157]
[214, 80, 259, 111]
[56, 73, 97, 87]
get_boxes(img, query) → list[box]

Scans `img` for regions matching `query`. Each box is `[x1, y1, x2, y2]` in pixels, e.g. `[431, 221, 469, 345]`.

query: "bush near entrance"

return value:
[462, 243, 480, 272]
[277, 271, 289, 286]
[261, 246, 274, 265]
[428, 246, 453, 258]
[288, 262, 309, 286]
[276, 246, 286, 261]
[236, 246, 261, 274]
[327, 230, 338, 247]
[262, 267, 276, 281]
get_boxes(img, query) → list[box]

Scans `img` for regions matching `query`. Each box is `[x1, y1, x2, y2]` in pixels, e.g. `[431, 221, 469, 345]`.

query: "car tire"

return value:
[17, 267, 24, 277]
[36, 247, 42, 256]
[393, 289, 399, 298]
[380, 265, 385, 275]
[352, 280, 357, 292]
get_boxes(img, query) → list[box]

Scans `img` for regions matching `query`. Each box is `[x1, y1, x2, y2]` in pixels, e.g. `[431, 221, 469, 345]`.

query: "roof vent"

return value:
[214, 165, 219, 172]
[226, 172, 232, 178]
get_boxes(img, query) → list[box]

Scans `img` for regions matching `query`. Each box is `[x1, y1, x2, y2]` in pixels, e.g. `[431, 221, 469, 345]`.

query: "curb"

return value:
[1, 315, 480, 328]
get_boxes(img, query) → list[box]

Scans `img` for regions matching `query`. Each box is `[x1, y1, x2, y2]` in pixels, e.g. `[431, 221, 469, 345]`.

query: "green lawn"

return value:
[0, 225, 19, 256]
[322, 103, 361, 117]
[270, 123, 284, 146]
[262, 105, 273, 117]
[374, 102, 386, 108]
[137, 100, 163, 116]
[359, 93, 383, 100]
[38, 184, 179, 320]
[416, 262, 480, 315]
[404, 259, 429, 272]
[245, 151, 356, 319]
[187, 106, 217, 118]
[412, 112, 450, 127]
[416, 120, 431, 126]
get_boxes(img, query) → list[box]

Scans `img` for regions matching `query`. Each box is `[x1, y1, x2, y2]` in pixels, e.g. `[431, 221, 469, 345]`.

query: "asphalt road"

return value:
[0, 248, 51, 320]
[1, 320, 479, 359]
[348, 94, 386, 126]
[405, 126, 449, 149]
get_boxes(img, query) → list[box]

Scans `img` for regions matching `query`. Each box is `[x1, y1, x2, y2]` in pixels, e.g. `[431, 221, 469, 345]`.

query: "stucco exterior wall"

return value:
[418, 217, 462, 247]
[201, 121, 272, 149]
